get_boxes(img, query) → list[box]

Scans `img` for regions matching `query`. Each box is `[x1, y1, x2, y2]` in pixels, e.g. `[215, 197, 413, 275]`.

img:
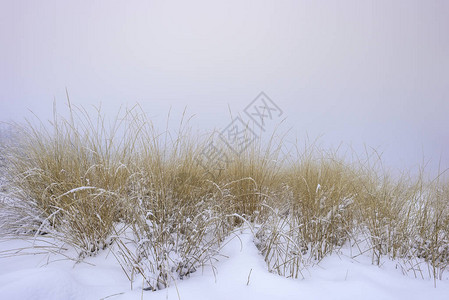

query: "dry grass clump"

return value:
[351, 162, 449, 279]
[113, 120, 235, 290]
[217, 134, 286, 222]
[3, 104, 138, 254]
[255, 147, 359, 278]
[354, 170, 416, 265]
[255, 145, 449, 281]
[115, 184, 233, 290]
[286, 148, 358, 256]
[411, 180, 449, 280]
[110, 116, 290, 290]
[2, 104, 242, 289]
[1, 102, 448, 288]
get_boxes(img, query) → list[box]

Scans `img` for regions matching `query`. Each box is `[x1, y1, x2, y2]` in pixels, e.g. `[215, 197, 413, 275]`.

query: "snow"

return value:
[57, 187, 101, 198]
[0, 230, 448, 300]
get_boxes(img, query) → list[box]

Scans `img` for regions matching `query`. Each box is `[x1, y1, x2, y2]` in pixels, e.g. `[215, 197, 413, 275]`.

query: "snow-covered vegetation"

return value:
[0, 104, 448, 299]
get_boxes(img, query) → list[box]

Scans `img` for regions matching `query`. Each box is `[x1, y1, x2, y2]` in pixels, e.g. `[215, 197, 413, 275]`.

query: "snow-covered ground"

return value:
[1, 230, 448, 300]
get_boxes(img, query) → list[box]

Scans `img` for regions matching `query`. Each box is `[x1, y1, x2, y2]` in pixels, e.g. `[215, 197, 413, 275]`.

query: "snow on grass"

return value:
[1, 105, 448, 299]
[1, 229, 448, 300]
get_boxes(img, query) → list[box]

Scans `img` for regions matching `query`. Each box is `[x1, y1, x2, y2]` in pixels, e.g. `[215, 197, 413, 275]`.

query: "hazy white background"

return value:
[1, 0, 448, 176]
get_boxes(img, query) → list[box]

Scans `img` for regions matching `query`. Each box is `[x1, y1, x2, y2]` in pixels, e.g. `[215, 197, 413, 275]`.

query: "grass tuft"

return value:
[1, 102, 448, 289]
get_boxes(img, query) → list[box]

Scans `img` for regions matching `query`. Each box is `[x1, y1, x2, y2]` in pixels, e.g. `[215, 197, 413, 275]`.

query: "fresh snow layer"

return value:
[0, 231, 448, 300]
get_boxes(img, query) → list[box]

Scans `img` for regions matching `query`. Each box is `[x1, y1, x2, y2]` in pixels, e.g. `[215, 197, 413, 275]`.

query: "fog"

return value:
[1, 0, 448, 176]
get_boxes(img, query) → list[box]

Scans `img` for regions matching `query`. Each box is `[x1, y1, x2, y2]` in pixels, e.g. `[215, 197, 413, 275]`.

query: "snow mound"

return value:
[0, 231, 449, 300]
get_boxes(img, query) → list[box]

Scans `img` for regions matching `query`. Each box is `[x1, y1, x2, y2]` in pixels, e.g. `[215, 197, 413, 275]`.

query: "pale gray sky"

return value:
[1, 0, 448, 175]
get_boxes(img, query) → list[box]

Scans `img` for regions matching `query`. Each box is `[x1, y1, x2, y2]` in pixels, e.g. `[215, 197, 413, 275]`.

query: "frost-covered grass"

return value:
[256, 154, 449, 282]
[0, 103, 448, 293]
